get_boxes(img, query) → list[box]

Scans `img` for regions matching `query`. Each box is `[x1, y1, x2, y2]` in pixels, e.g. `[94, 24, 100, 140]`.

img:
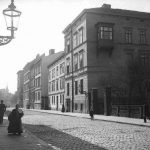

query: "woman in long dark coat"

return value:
[8, 104, 24, 135]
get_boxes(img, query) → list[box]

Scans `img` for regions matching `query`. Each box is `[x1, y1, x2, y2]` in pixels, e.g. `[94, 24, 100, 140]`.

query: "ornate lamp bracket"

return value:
[0, 36, 12, 46]
[0, 0, 21, 46]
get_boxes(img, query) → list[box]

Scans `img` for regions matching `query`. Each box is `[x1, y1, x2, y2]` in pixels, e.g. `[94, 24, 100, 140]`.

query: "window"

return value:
[79, 27, 83, 44]
[49, 71, 51, 80]
[56, 66, 59, 76]
[98, 26, 113, 40]
[35, 77, 41, 87]
[66, 58, 70, 74]
[73, 32, 78, 48]
[75, 103, 78, 110]
[56, 79, 59, 91]
[66, 38, 71, 53]
[52, 81, 55, 92]
[125, 28, 132, 44]
[140, 54, 149, 65]
[80, 79, 84, 94]
[67, 83, 69, 96]
[60, 63, 65, 74]
[38, 91, 41, 100]
[139, 30, 146, 44]
[60, 95, 62, 104]
[52, 68, 55, 79]
[52, 96, 53, 105]
[75, 81, 78, 95]
[38, 77, 41, 87]
[31, 79, 34, 88]
[74, 53, 78, 71]
[60, 77, 65, 90]
[48, 82, 51, 92]
[79, 50, 84, 68]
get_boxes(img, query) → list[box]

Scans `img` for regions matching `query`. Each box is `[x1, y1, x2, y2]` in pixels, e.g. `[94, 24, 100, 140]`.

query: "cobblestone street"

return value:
[22, 110, 150, 150]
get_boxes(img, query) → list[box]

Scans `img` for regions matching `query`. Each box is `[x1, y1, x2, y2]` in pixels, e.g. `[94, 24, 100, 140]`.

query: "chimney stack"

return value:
[102, 4, 111, 9]
[49, 49, 55, 55]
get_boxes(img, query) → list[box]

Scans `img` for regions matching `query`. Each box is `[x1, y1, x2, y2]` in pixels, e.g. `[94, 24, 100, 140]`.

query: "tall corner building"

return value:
[63, 4, 150, 114]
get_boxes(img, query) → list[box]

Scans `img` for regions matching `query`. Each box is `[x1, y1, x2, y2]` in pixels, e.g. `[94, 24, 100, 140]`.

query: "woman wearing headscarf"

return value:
[8, 104, 24, 135]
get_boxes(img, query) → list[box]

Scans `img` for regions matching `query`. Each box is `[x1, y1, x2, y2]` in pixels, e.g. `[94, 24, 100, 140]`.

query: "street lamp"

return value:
[0, 0, 21, 46]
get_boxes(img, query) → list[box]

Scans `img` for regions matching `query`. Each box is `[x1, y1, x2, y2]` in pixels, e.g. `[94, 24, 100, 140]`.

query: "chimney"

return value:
[36, 54, 40, 58]
[102, 4, 111, 9]
[49, 49, 55, 55]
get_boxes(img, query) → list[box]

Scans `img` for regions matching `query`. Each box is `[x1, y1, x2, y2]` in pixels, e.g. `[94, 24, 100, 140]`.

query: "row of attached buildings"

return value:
[17, 4, 150, 115]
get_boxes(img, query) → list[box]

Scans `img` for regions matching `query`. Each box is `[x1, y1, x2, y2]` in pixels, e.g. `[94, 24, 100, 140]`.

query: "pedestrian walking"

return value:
[89, 107, 94, 120]
[8, 104, 24, 135]
[144, 104, 149, 123]
[61, 104, 65, 113]
[0, 100, 6, 124]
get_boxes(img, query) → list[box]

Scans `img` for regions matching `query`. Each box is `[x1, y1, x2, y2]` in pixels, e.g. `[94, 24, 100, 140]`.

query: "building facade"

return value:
[48, 52, 65, 111]
[23, 62, 31, 108]
[63, 4, 150, 114]
[21, 49, 64, 109]
[17, 70, 24, 107]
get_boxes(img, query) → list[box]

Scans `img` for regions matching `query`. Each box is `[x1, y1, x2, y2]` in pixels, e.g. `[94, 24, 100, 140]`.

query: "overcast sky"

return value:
[0, 0, 150, 93]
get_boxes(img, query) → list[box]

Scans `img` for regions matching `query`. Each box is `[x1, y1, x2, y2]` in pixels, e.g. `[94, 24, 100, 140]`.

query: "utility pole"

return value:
[71, 26, 74, 112]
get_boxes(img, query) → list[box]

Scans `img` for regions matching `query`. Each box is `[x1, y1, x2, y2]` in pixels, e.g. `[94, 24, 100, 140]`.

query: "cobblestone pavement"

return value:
[24, 124, 106, 150]
[22, 110, 150, 150]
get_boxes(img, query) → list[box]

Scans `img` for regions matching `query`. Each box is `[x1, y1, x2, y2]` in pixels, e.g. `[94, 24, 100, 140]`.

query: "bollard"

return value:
[144, 116, 147, 123]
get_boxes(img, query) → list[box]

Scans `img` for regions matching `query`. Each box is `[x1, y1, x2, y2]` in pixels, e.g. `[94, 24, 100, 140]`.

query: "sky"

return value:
[0, 0, 150, 94]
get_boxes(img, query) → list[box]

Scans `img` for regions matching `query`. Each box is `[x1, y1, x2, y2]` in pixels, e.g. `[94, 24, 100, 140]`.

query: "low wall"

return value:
[111, 105, 144, 118]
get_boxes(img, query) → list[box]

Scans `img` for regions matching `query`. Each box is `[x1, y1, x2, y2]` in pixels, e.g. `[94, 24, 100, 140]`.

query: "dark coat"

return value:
[8, 109, 24, 134]
[0, 104, 6, 123]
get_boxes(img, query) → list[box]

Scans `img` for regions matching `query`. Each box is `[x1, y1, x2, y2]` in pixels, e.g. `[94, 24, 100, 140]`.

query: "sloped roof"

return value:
[63, 5, 150, 33]
[47, 51, 65, 68]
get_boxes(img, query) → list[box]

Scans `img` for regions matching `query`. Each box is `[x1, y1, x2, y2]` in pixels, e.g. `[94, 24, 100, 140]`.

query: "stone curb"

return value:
[27, 109, 150, 128]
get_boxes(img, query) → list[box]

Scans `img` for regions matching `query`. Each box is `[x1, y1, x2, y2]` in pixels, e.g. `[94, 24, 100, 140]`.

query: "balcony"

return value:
[98, 39, 114, 56]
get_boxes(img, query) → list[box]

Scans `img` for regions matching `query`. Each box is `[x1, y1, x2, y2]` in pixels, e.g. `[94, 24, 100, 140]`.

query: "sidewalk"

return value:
[0, 119, 53, 150]
[27, 109, 150, 127]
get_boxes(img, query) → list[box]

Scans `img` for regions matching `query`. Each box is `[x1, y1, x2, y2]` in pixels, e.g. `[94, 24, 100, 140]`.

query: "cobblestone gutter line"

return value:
[24, 124, 107, 150]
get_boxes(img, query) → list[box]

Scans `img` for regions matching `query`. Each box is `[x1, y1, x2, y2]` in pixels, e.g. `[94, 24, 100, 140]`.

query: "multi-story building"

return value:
[63, 4, 150, 114]
[22, 49, 64, 109]
[29, 61, 35, 109]
[48, 51, 65, 111]
[17, 70, 24, 107]
[23, 62, 32, 108]
[33, 50, 64, 109]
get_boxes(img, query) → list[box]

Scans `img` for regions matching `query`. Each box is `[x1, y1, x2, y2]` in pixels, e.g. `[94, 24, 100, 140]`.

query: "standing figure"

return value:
[61, 104, 65, 113]
[89, 107, 94, 120]
[8, 104, 24, 135]
[0, 100, 6, 124]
